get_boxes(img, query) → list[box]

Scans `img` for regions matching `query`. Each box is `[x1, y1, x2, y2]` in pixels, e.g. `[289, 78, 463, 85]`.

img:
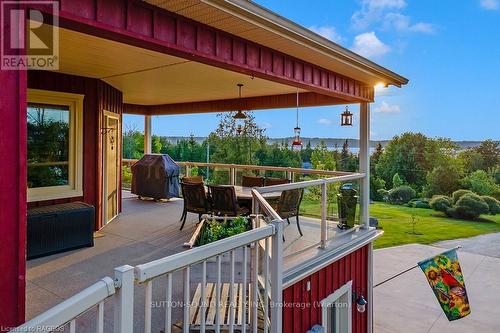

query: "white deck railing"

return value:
[12, 277, 115, 333]
[15, 221, 282, 333]
[252, 173, 366, 248]
[17, 161, 367, 333]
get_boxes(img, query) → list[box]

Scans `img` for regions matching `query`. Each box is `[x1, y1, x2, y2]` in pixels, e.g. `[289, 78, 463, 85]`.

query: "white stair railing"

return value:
[134, 222, 280, 333]
[11, 277, 116, 333]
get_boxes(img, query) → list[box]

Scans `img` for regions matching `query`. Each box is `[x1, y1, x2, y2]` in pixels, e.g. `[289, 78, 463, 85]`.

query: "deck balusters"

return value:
[252, 237, 259, 333]
[144, 280, 152, 333]
[200, 261, 207, 333]
[229, 250, 236, 333]
[215, 256, 221, 333]
[97, 301, 104, 333]
[183, 267, 190, 333]
[242, 246, 248, 332]
[165, 273, 172, 333]
[264, 238, 270, 333]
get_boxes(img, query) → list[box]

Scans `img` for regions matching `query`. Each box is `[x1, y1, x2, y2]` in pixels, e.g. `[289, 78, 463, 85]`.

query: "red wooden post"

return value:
[0, 1, 27, 329]
[0, 24, 27, 333]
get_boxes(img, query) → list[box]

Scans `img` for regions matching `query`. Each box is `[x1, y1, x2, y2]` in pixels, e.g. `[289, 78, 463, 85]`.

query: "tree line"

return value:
[123, 112, 499, 210]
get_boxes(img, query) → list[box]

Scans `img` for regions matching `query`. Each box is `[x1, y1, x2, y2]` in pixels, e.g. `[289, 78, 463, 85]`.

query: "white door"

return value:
[103, 111, 120, 224]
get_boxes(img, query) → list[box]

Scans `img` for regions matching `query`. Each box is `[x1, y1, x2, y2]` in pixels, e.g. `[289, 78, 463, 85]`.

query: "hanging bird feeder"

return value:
[233, 83, 247, 135]
[341, 106, 353, 126]
[291, 89, 302, 150]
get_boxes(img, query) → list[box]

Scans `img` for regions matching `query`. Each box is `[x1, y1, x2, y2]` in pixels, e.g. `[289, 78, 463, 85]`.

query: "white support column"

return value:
[359, 102, 371, 229]
[144, 115, 152, 154]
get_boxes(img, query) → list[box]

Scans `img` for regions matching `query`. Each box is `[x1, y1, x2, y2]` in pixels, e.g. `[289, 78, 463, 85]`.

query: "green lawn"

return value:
[300, 199, 500, 249]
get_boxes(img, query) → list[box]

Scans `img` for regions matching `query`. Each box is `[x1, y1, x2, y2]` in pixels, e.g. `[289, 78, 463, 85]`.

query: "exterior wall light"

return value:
[356, 294, 367, 313]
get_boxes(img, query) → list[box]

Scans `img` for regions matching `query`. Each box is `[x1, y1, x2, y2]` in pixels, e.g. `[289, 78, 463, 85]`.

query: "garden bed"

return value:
[183, 215, 252, 248]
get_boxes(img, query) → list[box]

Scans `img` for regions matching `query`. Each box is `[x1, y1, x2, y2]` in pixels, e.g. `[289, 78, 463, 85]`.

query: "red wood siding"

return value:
[27, 71, 123, 229]
[53, 0, 373, 102]
[283, 245, 369, 333]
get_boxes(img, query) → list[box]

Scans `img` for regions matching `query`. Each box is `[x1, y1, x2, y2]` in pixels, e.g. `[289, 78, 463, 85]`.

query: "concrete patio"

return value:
[374, 243, 500, 333]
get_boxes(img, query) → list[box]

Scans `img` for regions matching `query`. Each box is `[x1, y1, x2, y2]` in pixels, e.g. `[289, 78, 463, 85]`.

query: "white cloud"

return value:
[374, 101, 401, 113]
[351, 32, 390, 58]
[384, 13, 434, 34]
[309, 26, 343, 43]
[352, 0, 433, 34]
[318, 118, 333, 125]
[352, 0, 407, 30]
[480, 0, 498, 10]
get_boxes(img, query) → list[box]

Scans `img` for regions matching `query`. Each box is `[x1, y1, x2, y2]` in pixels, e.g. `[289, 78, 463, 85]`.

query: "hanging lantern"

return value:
[341, 106, 353, 126]
[233, 83, 247, 135]
[291, 89, 302, 151]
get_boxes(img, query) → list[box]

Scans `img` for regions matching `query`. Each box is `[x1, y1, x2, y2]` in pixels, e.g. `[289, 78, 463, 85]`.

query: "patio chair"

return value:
[274, 188, 304, 236]
[241, 175, 264, 187]
[264, 177, 290, 186]
[208, 185, 250, 217]
[181, 175, 204, 184]
[179, 182, 211, 230]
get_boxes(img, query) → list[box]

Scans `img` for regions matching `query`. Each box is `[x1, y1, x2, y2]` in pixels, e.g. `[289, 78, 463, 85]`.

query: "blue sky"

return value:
[124, 0, 500, 141]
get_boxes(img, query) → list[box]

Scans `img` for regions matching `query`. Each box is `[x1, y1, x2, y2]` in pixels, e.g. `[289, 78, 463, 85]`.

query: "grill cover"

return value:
[131, 154, 180, 199]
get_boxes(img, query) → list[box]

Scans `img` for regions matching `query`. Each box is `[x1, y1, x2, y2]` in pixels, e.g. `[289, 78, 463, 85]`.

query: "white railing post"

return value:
[230, 167, 236, 185]
[185, 165, 191, 177]
[114, 265, 135, 333]
[270, 220, 283, 333]
[359, 102, 371, 229]
[320, 182, 327, 248]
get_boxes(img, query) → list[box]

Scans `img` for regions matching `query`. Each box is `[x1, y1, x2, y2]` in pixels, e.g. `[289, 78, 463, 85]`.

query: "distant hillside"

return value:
[159, 136, 487, 149]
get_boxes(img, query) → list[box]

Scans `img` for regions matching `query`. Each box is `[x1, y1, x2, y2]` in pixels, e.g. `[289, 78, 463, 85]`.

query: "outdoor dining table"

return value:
[233, 185, 282, 200]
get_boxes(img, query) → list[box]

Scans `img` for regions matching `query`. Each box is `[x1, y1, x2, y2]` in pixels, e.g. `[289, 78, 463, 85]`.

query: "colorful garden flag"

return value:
[418, 249, 471, 321]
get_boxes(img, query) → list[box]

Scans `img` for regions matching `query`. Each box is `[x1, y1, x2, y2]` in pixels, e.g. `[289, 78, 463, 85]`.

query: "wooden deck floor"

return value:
[25, 191, 374, 332]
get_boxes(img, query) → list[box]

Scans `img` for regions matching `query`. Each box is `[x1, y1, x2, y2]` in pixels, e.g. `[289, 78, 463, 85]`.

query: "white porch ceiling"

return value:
[57, 28, 305, 105]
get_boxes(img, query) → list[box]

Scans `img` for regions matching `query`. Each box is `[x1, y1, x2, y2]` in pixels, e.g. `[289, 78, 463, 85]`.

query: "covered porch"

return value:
[26, 188, 378, 332]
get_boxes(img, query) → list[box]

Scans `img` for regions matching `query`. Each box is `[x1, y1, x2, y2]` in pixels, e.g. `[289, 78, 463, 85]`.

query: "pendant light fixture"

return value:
[233, 83, 247, 135]
[341, 105, 353, 126]
[292, 89, 302, 151]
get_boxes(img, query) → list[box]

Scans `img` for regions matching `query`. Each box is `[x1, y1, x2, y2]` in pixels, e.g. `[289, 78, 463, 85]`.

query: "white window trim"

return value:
[321, 280, 353, 333]
[27, 89, 84, 202]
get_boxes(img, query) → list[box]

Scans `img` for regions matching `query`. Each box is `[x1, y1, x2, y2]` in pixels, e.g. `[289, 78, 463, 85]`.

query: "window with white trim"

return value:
[27, 89, 84, 202]
[321, 281, 352, 333]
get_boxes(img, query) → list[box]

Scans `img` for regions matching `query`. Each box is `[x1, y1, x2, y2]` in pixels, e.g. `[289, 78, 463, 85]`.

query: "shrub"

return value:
[371, 176, 386, 201]
[392, 173, 404, 188]
[407, 199, 431, 209]
[415, 201, 431, 209]
[388, 186, 416, 204]
[430, 195, 453, 212]
[452, 189, 473, 204]
[461, 170, 498, 195]
[481, 196, 500, 215]
[451, 193, 490, 219]
[377, 189, 390, 202]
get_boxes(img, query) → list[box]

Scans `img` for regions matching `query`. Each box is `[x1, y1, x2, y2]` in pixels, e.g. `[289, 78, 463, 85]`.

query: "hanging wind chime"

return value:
[233, 83, 247, 135]
[341, 105, 353, 126]
[291, 89, 302, 150]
